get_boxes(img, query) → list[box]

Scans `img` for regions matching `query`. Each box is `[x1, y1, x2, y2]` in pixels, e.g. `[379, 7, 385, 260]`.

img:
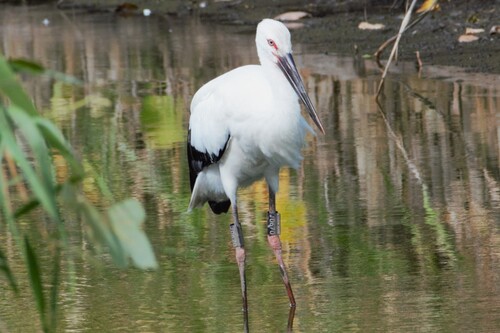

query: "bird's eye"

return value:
[267, 39, 277, 49]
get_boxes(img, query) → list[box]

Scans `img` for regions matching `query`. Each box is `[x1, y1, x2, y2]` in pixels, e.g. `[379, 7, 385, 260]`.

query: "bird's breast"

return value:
[231, 101, 309, 170]
[194, 64, 311, 173]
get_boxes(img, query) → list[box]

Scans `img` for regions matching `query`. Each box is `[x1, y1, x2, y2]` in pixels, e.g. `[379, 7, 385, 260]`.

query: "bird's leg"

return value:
[229, 204, 249, 333]
[267, 188, 296, 308]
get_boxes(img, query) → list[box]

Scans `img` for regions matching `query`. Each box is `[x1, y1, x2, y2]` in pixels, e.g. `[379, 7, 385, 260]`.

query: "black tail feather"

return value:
[208, 200, 231, 214]
[187, 129, 231, 215]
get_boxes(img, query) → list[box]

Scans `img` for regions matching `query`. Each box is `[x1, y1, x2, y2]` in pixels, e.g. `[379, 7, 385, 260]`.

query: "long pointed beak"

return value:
[277, 53, 325, 134]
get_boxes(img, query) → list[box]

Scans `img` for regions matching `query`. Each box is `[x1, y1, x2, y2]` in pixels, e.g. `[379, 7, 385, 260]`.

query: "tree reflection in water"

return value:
[0, 6, 498, 333]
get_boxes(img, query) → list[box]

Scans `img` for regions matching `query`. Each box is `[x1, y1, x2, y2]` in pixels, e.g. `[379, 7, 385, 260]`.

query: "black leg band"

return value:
[230, 223, 244, 248]
[267, 211, 281, 236]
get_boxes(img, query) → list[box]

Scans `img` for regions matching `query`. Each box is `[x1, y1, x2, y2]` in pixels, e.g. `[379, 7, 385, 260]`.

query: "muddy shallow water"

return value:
[0, 5, 499, 333]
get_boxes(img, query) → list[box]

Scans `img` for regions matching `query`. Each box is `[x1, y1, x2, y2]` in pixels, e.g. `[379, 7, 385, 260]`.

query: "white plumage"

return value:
[187, 19, 323, 212]
[185, 18, 324, 330]
[188, 65, 310, 208]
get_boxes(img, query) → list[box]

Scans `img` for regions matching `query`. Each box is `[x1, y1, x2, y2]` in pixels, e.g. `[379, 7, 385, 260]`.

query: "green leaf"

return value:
[2, 106, 59, 221]
[0, 55, 37, 116]
[8, 106, 54, 185]
[0, 246, 18, 293]
[7, 57, 82, 85]
[14, 175, 83, 219]
[58, 185, 127, 267]
[36, 117, 84, 178]
[80, 200, 127, 267]
[8, 58, 45, 75]
[108, 199, 158, 269]
[24, 237, 48, 332]
[0, 111, 55, 220]
[0, 151, 22, 246]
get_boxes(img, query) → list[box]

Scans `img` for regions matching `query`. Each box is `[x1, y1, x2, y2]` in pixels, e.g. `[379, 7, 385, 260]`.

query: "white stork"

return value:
[187, 18, 324, 331]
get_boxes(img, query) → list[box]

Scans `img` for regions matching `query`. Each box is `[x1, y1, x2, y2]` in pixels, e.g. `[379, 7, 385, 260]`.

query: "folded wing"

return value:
[187, 87, 231, 214]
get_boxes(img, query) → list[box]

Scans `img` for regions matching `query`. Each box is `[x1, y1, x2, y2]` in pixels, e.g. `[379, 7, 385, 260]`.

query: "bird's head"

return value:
[256, 19, 292, 63]
[256, 19, 325, 134]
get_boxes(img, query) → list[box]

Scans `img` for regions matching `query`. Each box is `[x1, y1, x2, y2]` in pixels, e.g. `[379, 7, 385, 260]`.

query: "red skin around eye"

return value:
[268, 39, 278, 51]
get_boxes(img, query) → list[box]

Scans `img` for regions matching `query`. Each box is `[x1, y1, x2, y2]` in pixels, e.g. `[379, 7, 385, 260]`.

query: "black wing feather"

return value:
[187, 129, 231, 214]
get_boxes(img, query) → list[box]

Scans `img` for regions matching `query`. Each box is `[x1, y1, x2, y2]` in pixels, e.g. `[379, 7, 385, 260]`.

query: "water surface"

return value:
[0, 5, 499, 332]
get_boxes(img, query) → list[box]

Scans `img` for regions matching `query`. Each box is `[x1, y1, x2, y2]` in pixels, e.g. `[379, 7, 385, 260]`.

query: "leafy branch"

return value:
[0, 54, 157, 333]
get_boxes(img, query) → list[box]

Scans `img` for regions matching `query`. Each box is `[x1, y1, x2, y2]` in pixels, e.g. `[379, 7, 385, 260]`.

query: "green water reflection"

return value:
[1, 5, 499, 333]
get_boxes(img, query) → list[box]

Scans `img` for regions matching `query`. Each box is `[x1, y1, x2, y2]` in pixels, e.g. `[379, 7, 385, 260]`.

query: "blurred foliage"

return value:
[0, 55, 157, 333]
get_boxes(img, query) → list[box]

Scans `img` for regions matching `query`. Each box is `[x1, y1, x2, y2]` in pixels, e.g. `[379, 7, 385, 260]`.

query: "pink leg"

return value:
[268, 229, 296, 307]
[267, 188, 296, 308]
[230, 204, 249, 333]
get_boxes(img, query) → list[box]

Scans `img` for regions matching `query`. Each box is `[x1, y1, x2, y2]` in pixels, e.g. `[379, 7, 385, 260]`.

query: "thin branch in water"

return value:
[376, 0, 419, 99]
[375, 99, 424, 185]
[415, 50, 423, 70]
[374, 1, 437, 68]
[375, 34, 398, 68]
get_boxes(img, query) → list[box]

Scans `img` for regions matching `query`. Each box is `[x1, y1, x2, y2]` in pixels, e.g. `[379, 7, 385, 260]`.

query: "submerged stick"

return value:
[415, 50, 423, 72]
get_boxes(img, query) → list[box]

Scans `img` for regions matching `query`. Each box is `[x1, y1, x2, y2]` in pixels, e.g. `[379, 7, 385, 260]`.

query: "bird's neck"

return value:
[261, 61, 295, 97]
